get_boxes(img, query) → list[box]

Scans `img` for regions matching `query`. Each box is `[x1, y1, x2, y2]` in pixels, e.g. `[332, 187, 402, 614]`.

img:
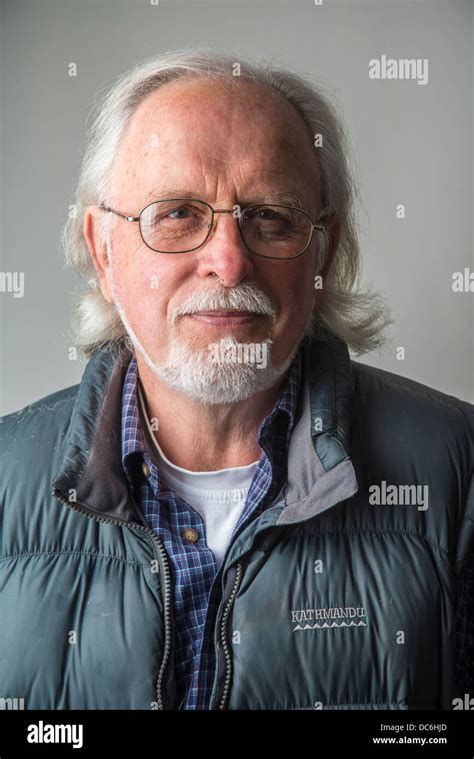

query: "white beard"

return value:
[108, 261, 313, 405]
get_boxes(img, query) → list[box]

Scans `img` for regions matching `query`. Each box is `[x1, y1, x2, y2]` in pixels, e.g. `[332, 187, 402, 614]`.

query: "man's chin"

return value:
[137, 338, 286, 405]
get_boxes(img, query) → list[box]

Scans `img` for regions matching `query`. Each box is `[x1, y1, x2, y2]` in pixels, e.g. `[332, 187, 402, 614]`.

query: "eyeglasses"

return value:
[99, 198, 326, 260]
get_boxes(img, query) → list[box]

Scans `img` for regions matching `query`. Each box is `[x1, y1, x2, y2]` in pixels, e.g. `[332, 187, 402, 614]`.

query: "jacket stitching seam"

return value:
[296, 702, 414, 707]
[289, 527, 452, 560]
[0, 550, 143, 568]
[354, 363, 474, 418]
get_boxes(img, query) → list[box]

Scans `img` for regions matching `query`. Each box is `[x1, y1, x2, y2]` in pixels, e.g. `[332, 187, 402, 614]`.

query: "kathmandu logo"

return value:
[291, 606, 368, 632]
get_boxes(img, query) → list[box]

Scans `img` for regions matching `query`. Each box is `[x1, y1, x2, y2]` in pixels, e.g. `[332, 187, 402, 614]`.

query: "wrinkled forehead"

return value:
[110, 78, 321, 206]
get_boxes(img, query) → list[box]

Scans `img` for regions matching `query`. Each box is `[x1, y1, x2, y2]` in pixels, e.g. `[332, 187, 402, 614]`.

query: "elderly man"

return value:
[0, 49, 473, 712]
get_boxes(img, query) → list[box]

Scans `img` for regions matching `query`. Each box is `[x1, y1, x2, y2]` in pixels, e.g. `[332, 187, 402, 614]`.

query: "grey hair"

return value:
[62, 46, 391, 358]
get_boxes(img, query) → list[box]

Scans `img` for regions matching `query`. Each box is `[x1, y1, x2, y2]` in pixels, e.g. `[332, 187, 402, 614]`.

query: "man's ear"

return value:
[314, 215, 341, 309]
[83, 206, 114, 304]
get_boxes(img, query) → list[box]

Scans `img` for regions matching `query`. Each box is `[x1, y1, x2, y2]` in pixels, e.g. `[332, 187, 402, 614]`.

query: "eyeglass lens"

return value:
[139, 199, 313, 258]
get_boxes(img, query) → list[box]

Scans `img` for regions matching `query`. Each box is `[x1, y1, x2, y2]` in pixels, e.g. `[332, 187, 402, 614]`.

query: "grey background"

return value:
[1, 0, 473, 416]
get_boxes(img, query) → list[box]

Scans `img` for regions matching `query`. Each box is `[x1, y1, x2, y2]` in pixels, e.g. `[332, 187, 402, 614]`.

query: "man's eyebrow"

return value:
[144, 189, 306, 208]
[144, 189, 200, 202]
[251, 192, 305, 209]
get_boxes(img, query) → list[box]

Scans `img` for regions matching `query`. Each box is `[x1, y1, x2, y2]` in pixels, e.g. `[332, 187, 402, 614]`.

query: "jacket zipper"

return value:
[215, 560, 243, 710]
[51, 487, 173, 710]
[211, 509, 282, 709]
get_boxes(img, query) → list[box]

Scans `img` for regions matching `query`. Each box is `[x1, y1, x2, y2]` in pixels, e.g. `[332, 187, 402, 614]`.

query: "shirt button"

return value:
[142, 462, 151, 478]
[182, 528, 199, 543]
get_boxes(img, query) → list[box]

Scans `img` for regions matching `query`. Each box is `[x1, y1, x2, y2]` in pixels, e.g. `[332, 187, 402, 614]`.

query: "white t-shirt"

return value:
[137, 384, 260, 568]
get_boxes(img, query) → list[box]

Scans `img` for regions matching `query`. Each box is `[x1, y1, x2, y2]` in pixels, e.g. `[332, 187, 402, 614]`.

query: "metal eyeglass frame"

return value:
[99, 198, 327, 260]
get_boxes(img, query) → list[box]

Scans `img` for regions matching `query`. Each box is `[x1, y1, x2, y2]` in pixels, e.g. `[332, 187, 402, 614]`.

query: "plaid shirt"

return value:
[121, 349, 302, 709]
[121, 349, 474, 708]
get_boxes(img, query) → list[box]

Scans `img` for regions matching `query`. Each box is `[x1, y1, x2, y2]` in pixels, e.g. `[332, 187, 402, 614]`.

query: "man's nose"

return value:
[195, 210, 255, 287]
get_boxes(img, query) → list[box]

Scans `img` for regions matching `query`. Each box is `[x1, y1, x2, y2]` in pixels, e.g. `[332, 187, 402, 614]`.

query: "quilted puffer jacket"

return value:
[0, 333, 473, 709]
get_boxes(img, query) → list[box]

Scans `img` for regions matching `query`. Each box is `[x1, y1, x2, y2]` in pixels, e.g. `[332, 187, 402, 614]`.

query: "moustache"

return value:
[171, 285, 276, 325]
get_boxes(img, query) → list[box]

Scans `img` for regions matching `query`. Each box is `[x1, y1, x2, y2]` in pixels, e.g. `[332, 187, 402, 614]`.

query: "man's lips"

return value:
[187, 310, 265, 325]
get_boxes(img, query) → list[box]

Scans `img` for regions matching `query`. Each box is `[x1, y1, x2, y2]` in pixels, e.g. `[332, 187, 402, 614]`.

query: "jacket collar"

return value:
[52, 333, 358, 526]
[52, 341, 141, 524]
[277, 332, 359, 524]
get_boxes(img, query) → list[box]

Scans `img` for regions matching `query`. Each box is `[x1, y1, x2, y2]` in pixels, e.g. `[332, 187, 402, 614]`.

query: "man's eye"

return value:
[258, 208, 282, 221]
[250, 208, 294, 226]
[166, 206, 191, 219]
[155, 204, 204, 224]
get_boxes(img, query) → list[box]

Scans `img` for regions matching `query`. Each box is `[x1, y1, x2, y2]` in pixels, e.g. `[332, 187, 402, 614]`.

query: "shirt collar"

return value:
[121, 344, 303, 471]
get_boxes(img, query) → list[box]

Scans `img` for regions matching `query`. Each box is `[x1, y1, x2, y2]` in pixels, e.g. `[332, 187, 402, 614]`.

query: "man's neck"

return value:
[134, 352, 285, 472]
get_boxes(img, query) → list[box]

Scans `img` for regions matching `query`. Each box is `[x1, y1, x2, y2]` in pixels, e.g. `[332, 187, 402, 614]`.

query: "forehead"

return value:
[111, 77, 320, 204]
